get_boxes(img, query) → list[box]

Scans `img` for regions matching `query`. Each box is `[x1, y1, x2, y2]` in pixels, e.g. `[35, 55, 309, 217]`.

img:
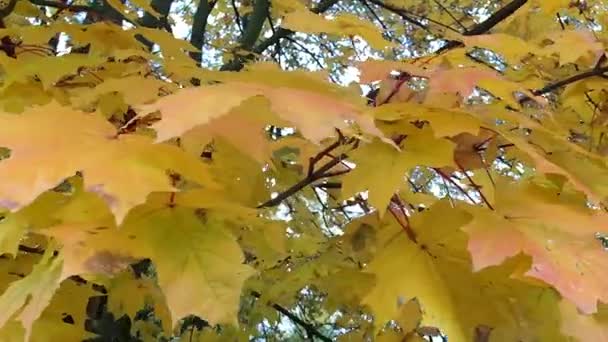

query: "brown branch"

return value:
[456, 163, 495, 210]
[250, 0, 339, 56]
[366, 0, 449, 34]
[258, 152, 348, 208]
[18, 244, 44, 254]
[464, 0, 528, 35]
[231, 0, 244, 35]
[433, 0, 466, 30]
[390, 195, 417, 243]
[434, 168, 479, 205]
[189, 0, 218, 62]
[140, 0, 174, 30]
[531, 65, 608, 96]
[250, 291, 332, 342]
[307, 139, 344, 176]
[438, 0, 528, 51]
[29, 0, 99, 14]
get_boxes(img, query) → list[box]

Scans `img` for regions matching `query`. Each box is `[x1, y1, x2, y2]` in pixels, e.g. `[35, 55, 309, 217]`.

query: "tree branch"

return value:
[29, 0, 100, 15]
[464, 0, 528, 36]
[140, 0, 174, 30]
[220, 0, 270, 71]
[257, 152, 348, 208]
[135, 0, 175, 50]
[253, 0, 339, 54]
[439, 0, 528, 51]
[250, 291, 332, 342]
[240, 0, 269, 50]
[231, 0, 244, 35]
[532, 65, 608, 96]
[365, 0, 436, 34]
[189, 0, 218, 62]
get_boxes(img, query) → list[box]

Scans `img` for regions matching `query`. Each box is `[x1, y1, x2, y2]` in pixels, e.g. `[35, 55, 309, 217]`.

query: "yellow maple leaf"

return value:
[139, 70, 384, 144]
[117, 205, 256, 326]
[40, 187, 256, 327]
[0, 191, 66, 257]
[0, 247, 63, 341]
[282, 10, 393, 50]
[356, 59, 431, 83]
[102, 270, 171, 332]
[361, 202, 475, 340]
[370, 102, 481, 138]
[463, 179, 608, 314]
[541, 30, 604, 66]
[361, 201, 566, 341]
[179, 96, 285, 164]
[342, 132, 454, 214]
[463, 33, 542, 63]
[560, 300, 608, 341]
[0, 102, 216, 223]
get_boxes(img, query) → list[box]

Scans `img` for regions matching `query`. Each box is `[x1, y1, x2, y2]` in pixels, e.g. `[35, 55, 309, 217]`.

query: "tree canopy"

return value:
[0, 0, 607, 341]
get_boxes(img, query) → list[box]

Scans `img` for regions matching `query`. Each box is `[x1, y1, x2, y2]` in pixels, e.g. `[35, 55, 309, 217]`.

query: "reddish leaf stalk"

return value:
[455, 162, 495, 210]
[434, 167, 478, 205]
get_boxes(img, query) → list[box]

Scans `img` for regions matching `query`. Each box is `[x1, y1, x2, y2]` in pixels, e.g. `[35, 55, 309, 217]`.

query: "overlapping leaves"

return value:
[0, 0, 607, 341]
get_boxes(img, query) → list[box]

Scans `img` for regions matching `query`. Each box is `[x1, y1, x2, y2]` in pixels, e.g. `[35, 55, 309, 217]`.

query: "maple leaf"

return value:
[0, 247, 63, 341]
[560, 300, 608, 341]
[370, 102, 481, 138]
[102, 270, 172, 332]
[541, 30, 604, 66]
[0, 54, 105, 90]
[179, 96, 286, 164]
[463, 33, 541, 63]
[463, 179, 608, 314]
[501, 129, 608, 203]
[138, 65, 385, 144]
[342, 132, 454, 214]
[0, 191, 67, 257]
[46, 200, 255, 327]
[361, 201, 570, 341]
[361, 201, 474, 340]
[0, 280, 96, 342]
[356, 59, 431, 83]
[3, 0, 608, 339]
[282, 10, 393, 50]
[0, 102, 216, 223]
[120, 205, 256, 326]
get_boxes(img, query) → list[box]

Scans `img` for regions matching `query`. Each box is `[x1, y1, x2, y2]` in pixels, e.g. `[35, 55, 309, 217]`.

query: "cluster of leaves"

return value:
[1, 0, 608, 341]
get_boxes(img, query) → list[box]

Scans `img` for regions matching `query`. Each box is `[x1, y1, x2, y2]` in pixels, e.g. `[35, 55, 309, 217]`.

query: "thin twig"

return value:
[358, 0, 390, 32]
[367, 0, 453, 34]
[434, 168, 478, 205]
[231, 0, 244, 34]
[456, 163, 495, 210]
[433, 0, 466, 30]
[438, 0, 529, 52]
[250, 291, 332, 342]
[531, 65, 608, 96]
[258, 152, 349, 208]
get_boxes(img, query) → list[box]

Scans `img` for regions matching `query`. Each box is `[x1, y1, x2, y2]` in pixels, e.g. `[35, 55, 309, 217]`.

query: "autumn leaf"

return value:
[282, 10, 393, 50]
[463, 179, 608, 314]
[2, 0, 608, 339]
[117, 204, 256, 326]
[140, 82, 383, 144]
[342, 131, 454, 214]
[0, 102, 216, 223]
[0, 247, 63, 341]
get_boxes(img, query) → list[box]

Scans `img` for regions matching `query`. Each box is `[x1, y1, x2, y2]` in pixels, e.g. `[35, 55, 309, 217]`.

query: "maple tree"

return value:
[1, 0, 608, 340]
